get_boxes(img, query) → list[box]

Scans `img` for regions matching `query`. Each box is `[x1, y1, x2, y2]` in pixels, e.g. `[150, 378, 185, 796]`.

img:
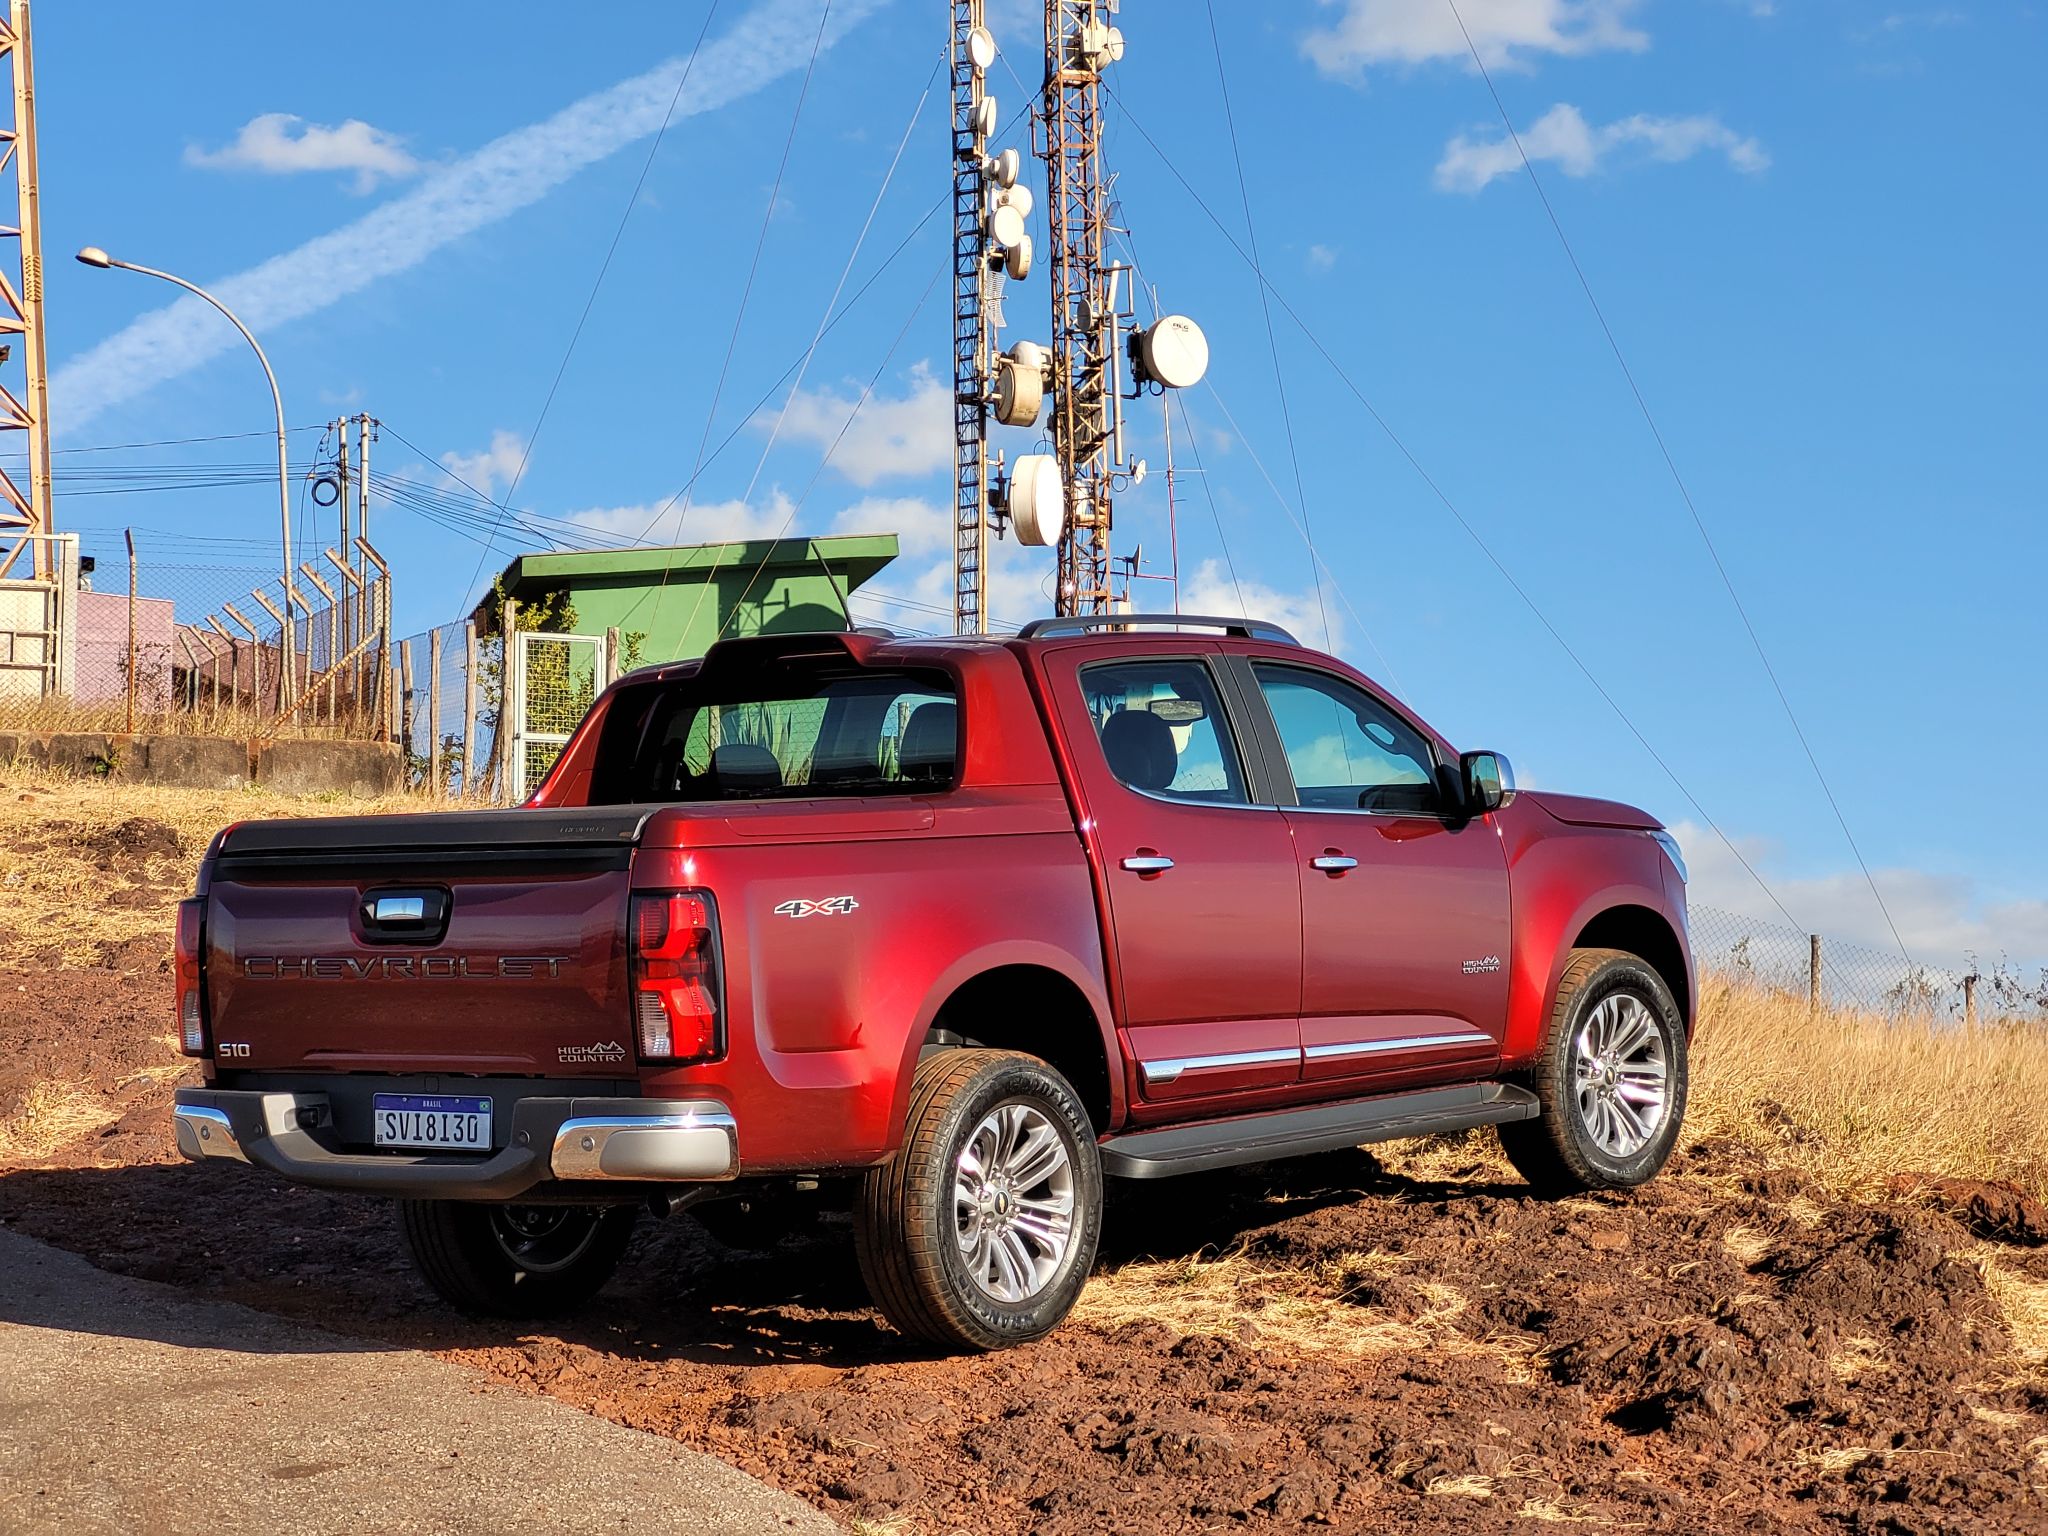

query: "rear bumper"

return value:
[171, 1087, 737, 1200]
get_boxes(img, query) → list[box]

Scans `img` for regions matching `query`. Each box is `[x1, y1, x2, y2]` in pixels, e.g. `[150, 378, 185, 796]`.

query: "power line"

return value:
[1200, 0, 1331, 651]
[1439, 0, 1907, 964]
[456, 1, 725, 613]
[1103, 81, 1805, 935]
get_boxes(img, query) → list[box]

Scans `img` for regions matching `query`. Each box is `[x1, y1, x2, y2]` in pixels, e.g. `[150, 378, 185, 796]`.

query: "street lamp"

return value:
[76, 246, 298, 707]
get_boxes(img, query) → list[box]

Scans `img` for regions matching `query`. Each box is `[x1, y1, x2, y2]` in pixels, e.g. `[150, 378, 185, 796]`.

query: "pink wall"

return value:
[73, 588, 176, 708]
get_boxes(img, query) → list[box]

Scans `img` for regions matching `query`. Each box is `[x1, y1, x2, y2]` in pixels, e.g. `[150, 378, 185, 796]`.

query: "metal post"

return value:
[399, 637, 415, 778]
[498, 596, 519, 801]
[604, 625, 621, 685]
[334, 420, 351, 663]
[1809, 934, 1822, 1014]
[123, 527, 137, 733]
[462, 620, 478, 799]
[428, 627, 443, 796]
[1964, 973, 1978, 1029]
[951, 0, 991, 634]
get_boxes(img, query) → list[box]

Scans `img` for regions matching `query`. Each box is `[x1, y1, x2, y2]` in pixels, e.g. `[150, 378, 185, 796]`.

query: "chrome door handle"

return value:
[1310, 854, 1359, 873]
[1121, 854, 1175, 874]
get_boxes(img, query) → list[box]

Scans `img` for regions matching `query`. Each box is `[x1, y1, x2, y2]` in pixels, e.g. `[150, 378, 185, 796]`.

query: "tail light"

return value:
[630, 892, 722, 1064]
[174, 897, 208, 1057]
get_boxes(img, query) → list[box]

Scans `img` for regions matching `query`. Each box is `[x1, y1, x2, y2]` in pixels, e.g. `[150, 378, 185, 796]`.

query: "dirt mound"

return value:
[1893, 1173, 2048, 1247]
[1, 965, 2044, 1533]
[67, 817, 187, 872]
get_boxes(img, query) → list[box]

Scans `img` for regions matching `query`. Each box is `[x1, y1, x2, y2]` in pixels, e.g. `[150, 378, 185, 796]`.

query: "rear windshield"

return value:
[589, 667, 958, 804]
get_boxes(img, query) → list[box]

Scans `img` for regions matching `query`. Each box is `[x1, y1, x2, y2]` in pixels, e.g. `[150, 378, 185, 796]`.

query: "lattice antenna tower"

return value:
[1009, 2, 1208, 617]
[0, 0, 52, 580]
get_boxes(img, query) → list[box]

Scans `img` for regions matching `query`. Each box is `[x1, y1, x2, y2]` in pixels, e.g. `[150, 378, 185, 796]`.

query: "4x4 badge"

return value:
[773, 896, 860, 919]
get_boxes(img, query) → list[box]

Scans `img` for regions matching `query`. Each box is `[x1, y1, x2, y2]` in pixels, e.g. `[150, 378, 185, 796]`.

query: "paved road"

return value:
[0, 1228, 837, 1535]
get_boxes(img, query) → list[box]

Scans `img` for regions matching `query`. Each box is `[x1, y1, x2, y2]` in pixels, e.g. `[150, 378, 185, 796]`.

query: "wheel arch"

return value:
[1573, 903, 1692, 1029]
[902, 950, 1120, 1137]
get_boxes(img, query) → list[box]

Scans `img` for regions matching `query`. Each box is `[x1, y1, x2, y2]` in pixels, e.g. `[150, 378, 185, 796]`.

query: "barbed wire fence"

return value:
[1691, 904, 2046, 1024]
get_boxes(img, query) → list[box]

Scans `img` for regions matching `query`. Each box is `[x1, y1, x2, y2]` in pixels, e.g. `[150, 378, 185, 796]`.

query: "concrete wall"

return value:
[0, 731, 402, 795]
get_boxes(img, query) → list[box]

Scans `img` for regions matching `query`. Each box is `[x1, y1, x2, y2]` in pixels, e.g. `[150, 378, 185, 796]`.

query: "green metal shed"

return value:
[472, 534, 899, 667]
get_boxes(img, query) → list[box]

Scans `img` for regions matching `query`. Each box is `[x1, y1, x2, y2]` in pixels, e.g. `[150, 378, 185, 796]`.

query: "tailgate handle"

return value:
[358, 887, 451, 944]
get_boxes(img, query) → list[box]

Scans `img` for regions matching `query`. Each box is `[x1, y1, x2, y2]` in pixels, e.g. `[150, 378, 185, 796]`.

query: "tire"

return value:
[398, 1200, 637, 1318]
[855, 1049, 1103, 1352]
[1499, 947, 1689, 1198]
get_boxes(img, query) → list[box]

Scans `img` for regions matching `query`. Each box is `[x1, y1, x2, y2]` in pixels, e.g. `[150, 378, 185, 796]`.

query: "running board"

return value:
[1099, 1081, 1541, 1180]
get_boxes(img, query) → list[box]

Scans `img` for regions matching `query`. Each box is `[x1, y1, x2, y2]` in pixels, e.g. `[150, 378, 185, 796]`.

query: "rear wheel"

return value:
[398, 1200, 637, 1317]
[1499, 947, 1689, 1197]
[856, 1049, 1102, 1352]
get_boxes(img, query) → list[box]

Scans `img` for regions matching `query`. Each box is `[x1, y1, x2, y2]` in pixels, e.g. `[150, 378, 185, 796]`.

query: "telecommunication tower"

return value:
[0, 0, 52, 581]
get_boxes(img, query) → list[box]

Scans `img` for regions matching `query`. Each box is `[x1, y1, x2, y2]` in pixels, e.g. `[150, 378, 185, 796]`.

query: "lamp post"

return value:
[76, 246, 297, 707]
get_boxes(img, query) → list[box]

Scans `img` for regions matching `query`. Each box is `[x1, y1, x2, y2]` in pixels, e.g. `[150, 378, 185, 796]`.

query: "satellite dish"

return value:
[973, 96, 998, 139]
[1008, 339, 1045, 372]
[1130, 458, 1149, 486]
[994, 356, 1043, 427]
[998, 182, 1033, 218]
[1004, 234, 1034, 280]
[1078, 21, 1125, 70]
[992, 147, 1021, 189]
[1009, 454, 1064, 546]
[1132, 314, 1210, 390]
[966, 25, 996, 71]
[986, 202, 1026, 249]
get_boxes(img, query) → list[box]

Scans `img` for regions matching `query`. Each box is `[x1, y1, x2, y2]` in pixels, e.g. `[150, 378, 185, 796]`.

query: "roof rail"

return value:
[1013, 613, 1300, 645]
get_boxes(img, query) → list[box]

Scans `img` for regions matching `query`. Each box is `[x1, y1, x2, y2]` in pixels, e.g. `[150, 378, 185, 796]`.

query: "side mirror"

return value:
[1461, 751, 1514, 814]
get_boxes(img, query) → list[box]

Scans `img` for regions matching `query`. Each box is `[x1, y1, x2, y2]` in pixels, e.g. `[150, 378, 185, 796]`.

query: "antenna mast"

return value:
[1039, 1, 1119, 616]
[950, 0, 992, 634]
[0, 0, 52, 581]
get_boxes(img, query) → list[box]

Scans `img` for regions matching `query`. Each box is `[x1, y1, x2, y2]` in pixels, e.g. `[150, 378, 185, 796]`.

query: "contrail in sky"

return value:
[53, 0, 884, 432]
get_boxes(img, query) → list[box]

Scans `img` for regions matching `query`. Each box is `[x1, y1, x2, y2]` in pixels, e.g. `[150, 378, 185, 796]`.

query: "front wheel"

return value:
[856, 1049, 1103, 1351]
[1499, 948, 1689, 1197]
[398, 1200, 637, 1317]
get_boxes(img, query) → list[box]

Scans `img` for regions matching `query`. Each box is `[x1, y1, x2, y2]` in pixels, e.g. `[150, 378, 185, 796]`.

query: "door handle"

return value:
[1121, 854, 1175, 875]
[1310, 853, 1358, 874]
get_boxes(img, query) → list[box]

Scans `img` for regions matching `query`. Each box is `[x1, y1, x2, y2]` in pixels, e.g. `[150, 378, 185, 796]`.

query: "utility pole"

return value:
[0, 0, 53, 582]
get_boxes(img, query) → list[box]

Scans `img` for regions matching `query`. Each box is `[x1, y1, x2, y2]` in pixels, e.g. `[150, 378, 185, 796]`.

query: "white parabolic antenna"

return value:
[1009, 454, 1064, 546]
[998, 182, 1033, 218]
[992, 147, 1021, 189]
[1004, 234, 1034, 280]
[973, 95, 998, 139]
[1135, 315, 1210, 390]
[967, 25, 996, 71]
[987, 202, 1026, 249]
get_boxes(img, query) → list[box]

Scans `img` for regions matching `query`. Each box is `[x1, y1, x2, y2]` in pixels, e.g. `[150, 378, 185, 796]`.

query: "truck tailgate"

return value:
[204, 808, 649, 1077]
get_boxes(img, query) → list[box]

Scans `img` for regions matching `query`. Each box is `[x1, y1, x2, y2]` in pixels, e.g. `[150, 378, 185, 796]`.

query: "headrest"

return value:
[709, 741, 782, 796]
[897, 701, 958, 783]
[1100, 709, 1177, 792]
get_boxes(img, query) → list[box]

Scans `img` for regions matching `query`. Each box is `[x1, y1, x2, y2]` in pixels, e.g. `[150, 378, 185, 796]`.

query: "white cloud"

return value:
[185, 113, 420, 194]
[54, 0, 884, 433]
[1180, 558, 1344, 654]
[565, 491, 797, 547]
[758, 362, 952, 488]
[831, 495, 951, 557]
[1303, 0, 1648, 76]
[1435, 102, 1769, 192]
[1673, 820, 2048, 976]
[440, 430, 526, 496]
[1306, 243, 1339, 273]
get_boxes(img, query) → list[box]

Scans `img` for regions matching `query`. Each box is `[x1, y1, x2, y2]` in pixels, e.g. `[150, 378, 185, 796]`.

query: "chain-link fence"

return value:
[0, 528, 392, 738]
[1690, 904, 2045, 1023]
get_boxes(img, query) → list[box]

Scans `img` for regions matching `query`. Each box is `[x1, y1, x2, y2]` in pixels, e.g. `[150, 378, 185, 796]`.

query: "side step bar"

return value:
[1099, 1081, 1540, 1180]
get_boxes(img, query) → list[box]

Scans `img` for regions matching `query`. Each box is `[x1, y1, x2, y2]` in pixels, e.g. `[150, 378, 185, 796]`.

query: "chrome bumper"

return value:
[172, 1087, 737, 1198]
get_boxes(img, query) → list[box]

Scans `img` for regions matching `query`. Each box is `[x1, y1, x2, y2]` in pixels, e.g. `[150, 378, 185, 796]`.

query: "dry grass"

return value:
[0, 697, 378, 741]
[1687, 978, 2048, 1203]
[0, 1079, 120, 1161]
[0, 762, 417, 964]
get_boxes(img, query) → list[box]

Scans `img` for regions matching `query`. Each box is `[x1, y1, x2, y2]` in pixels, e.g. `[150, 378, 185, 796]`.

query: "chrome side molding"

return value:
[1140, 1047, 1298, 1087]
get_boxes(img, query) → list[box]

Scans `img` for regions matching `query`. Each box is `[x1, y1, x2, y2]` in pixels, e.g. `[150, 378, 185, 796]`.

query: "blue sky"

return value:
[25, 1, 2046, 970]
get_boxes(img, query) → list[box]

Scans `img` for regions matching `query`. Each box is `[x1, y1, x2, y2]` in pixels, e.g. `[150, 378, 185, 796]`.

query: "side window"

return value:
[1078, 660, 1249, 805]
[1252, 664, 1442, 814]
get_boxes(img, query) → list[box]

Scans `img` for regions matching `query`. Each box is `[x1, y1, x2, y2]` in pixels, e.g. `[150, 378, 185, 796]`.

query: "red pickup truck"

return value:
[172, 615, 1691, 1351]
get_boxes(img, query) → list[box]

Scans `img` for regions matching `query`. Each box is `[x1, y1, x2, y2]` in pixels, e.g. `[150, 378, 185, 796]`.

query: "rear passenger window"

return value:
[1079, 661, 1248, 805]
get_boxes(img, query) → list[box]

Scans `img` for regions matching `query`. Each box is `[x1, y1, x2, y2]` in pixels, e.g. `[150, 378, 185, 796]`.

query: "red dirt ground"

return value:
[3, 818, 2045, 1533]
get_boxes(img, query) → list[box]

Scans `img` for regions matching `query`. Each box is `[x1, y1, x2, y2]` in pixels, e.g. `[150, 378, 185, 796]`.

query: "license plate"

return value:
[372, 1094, 492, 1151]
